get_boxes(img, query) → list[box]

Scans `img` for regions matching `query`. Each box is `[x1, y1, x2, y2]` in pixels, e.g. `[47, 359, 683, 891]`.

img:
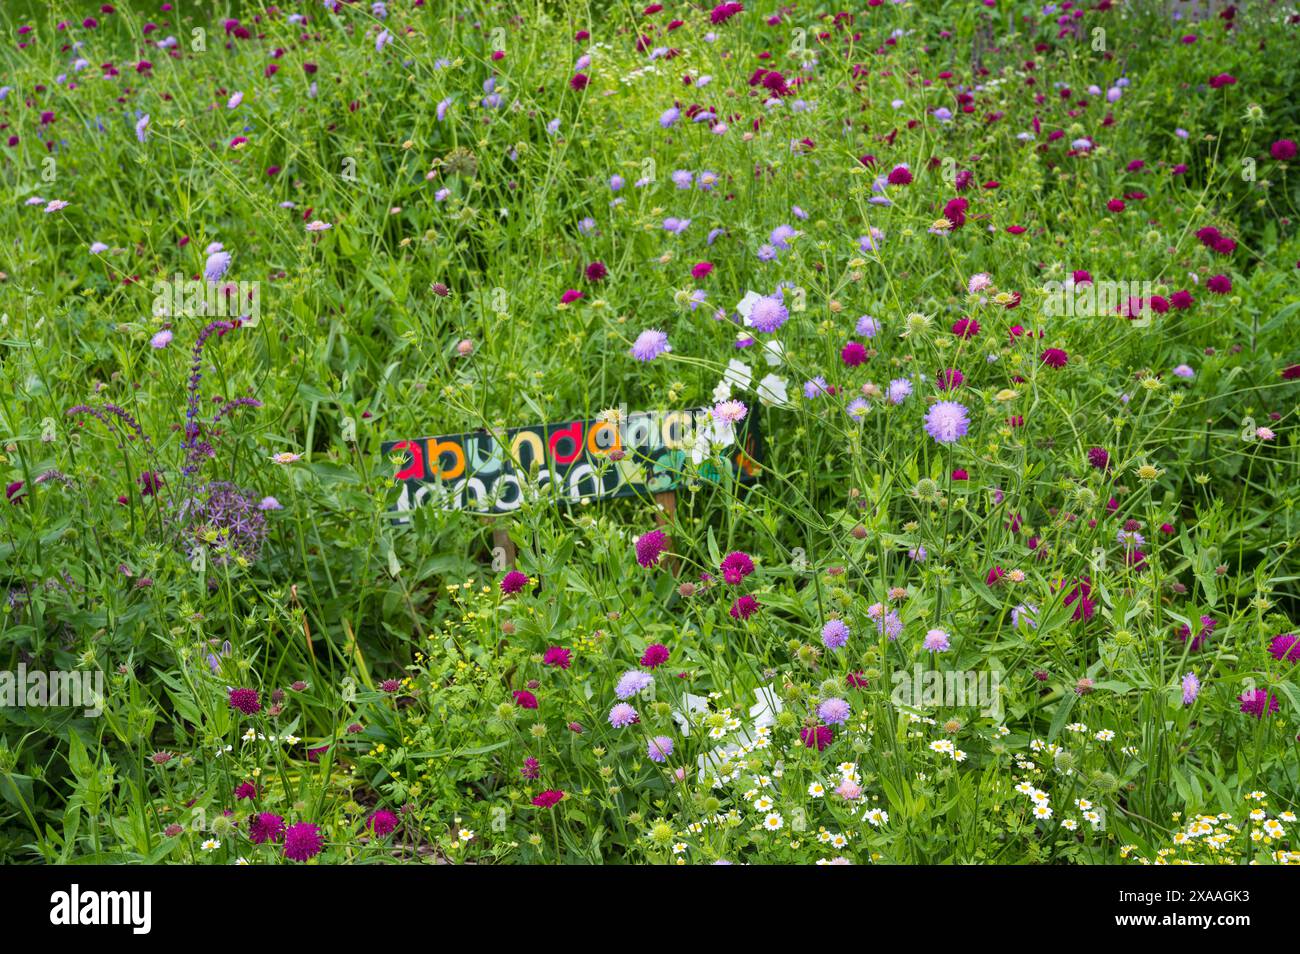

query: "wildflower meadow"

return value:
[1, 0, 1299, 878]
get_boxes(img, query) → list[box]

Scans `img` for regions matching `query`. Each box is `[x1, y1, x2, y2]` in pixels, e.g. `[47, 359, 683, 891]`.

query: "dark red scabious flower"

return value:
[1088, 446, 1110, 470]
[1056, 577, 1095, 622]
[1208, 73, 1236, 89]
[228, 687, 261, 714]
[1041, 348, 1069, 368]
[1271, 139, 1297, 161]
[500, 570, 529, 595]
[800, 725, 832, 751]
[886, 165, 913, 186]
[531, 789, 565, 808]
[1106, 198, 1125, 213]
[1170, 289, 1195, 310]
[1206, 274, 1231, 294]
[1268, 634, 1300, 663]
[952, 318, 980, 338]
[1073, 270, 1093, 285]
[847, 671, 869, 689]
[1282, 365, 1300, 381]
[986, 566, 1006, 586]
[234, 781, 258, 800]
[379, 678, 401, 693]
[691, 261, 714, 280]
[937, 368, 964, 390]
[636, 528, 669, 567]
[542, 646, 572, 669]
[1178, 615, 1218, 652]
[640, 643, 670, 668]
[249, 812, 287, 845]
[513, 689, 538, 709]
[942, 196, 968, 228]
[1238, 689, 1279, 719]
[720, 551, 755, 584]
[729, 595, 760, 620]
[570, 73, 589, 91]
[283, 821, 325, 861]
[710, 1, 744, 24]
[5, 481, 25, 504]
[367, 809, 399, 837]
[560, 288, 584, 304]
[840, 341, 868, 367]
[952, 468, 969, 481]
[585, 261, 607, 282]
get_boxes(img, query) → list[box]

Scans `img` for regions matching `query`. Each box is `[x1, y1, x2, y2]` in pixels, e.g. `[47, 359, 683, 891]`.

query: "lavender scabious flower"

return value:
[608, 702, 639, 728]
[647, 735, 674, 762]
[817, 697, 851, 725]
[821, 619, 850, 650]
[615, 670, 653, 700]
[630, 329, 670, 361]
[923, 401, 970, 444]
[1181, 672, 1200, 705]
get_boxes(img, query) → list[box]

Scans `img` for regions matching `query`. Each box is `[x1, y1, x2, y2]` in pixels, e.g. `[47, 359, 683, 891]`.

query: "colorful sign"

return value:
[383, 408, 762, 517]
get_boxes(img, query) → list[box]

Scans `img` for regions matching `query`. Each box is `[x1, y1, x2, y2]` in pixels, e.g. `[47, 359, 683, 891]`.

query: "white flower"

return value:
[757, 373, 789, 407]
[723, 358, 753, 392]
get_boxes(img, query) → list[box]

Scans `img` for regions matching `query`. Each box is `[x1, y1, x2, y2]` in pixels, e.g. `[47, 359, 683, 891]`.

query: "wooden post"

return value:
[482, 517, 517, 569]
[653, 490, 681, 577]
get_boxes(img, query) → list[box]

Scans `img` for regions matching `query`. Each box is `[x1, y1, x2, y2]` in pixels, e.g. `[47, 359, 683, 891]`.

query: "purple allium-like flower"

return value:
[228, 687, 261, 714]
[647, 735, 674, 762]
[640, 643, 670, 668]
[500, 570, 529, 595]
[630, 329, 671, 361]
[1268, 634, 1300, 663]
[179, 481, 268, 567]
[821, 619, 850, 650]
[608, 702, 639, 728]
[615, 670, 653, 700]
[283, 822, 325, 861]
[1238, 688, 1279, 719]
[1181, 672, 1200, 705]
[923, 629, 951, 653]
[636, 528, 669, 567]
[720, 550, 755, 584]
[748, 295, 789, 333]
[817, 697, 851, 725]
[542, 646, 571, 669]
[923, 401, 970, 444]
[248, 812, 287, 845]
[366, 809, 399, 837]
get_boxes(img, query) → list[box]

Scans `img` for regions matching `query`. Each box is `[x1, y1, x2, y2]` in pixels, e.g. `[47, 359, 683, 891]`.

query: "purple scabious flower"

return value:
[204, 250, 232, 284]
[635, 528, 669, 567]
[615, 670, 653, 700]
[1181, 672, 1200, 705]
[821, 619, 850, 650]
[923, 401, 970, 444]
[887, 378, 913, 405]
[608, 702, 639, 728]
[659, 107, 680, 127]
[1011, 603, 1038, 630]
[922, 629, 951, 652]
[803, 376, 829, 398]
[248, 812, 287, 845]
[846, 397, 869, 422]
[647, 735, 674, 762]
[855, 315, 881, 337]
[630, 329, 670, 361]
[228, 687, 261, 714]
[817, 697, 851, 725]
[366, 809, 399, 837]
[1268, 634, 1300, 663]
[748, 295, 788, 333]
[769, 224, 796, 249]
[500, 570, 529, 595]
[283, 822, 325, 861]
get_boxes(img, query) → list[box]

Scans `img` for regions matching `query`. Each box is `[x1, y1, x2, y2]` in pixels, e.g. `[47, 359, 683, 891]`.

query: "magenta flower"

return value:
[283, 822, 325, 861]
[720, 551, 755, 584]
[635, 529, 669, 567]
